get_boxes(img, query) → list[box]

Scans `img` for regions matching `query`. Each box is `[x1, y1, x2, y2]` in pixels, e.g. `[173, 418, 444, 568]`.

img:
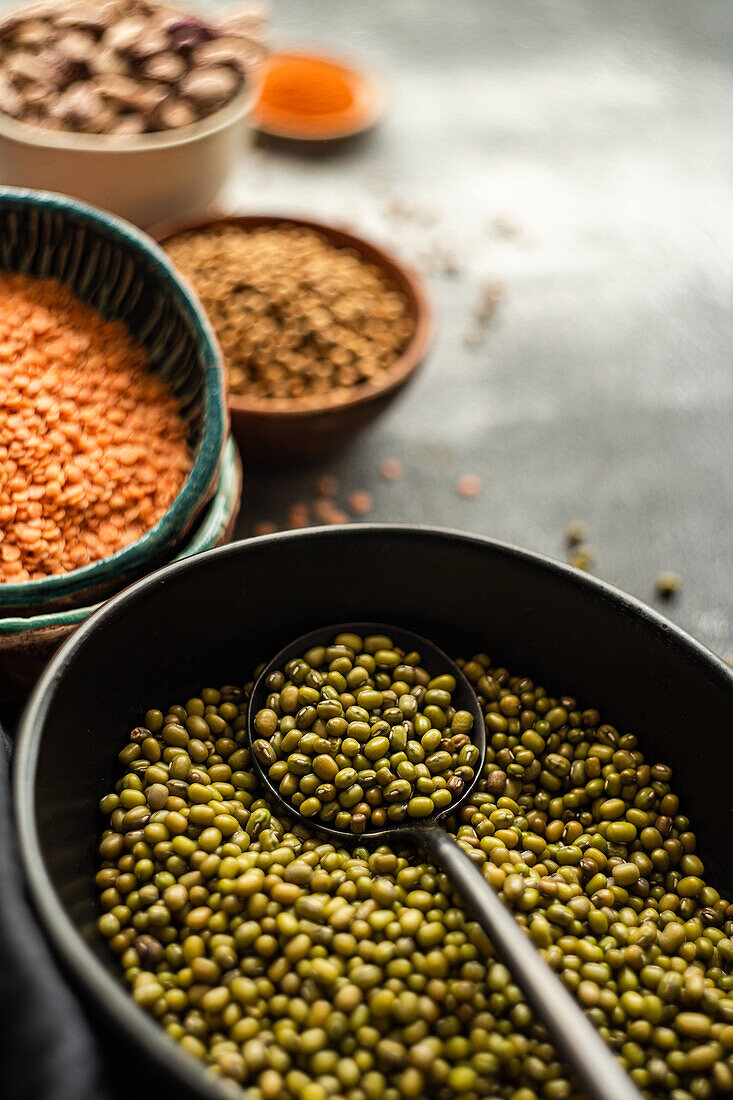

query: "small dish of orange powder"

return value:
[0, 273, 191, 584]
[252, 50, 383, 141]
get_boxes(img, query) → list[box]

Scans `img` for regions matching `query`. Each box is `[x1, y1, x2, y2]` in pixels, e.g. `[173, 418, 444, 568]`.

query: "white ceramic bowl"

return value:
[0, 83, 257, 228]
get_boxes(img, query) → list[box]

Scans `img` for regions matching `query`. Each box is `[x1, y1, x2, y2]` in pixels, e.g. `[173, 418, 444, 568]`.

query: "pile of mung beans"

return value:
[98, 652, 733, 1100]
[252, 632, 477, 832]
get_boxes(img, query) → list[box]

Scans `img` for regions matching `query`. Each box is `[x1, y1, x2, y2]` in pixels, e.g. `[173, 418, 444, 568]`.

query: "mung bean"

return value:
[98, 652, 733, 1100]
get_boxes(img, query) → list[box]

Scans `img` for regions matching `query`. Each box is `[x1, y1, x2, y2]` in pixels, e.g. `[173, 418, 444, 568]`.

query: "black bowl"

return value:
[14, 525, 733, 1099]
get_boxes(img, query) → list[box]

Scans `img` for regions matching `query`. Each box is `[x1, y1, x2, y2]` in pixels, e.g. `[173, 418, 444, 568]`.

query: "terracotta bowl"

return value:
[0, 436, 242, 697]
[151, 213, 432, 465]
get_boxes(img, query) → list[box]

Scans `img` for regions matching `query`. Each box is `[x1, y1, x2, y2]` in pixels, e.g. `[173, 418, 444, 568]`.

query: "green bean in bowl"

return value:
[97, 652, 733, 1100]
[252, 632, 478, 833]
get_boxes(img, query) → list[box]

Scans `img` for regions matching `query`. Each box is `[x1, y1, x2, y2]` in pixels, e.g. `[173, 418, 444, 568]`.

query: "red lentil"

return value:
[312, 498, 349, 526]
[286, 503, 309, 530]
[379, 457, 403, 482]
[348, 489, 373, 516]
[0, 273, 191, 583]
[455, 474, 481, 499]
[313, 498, 337, 523]
[314, 474, 338, 497]
[323, 506, 348, 526]
[253, 520, 278, 536]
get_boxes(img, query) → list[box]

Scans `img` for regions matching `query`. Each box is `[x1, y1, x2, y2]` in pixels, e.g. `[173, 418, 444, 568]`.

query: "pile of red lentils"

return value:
[0, 273, 191, 584]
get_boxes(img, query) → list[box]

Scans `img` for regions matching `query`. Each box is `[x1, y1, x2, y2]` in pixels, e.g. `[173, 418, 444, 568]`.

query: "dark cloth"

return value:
[0, 722, 111, 1100]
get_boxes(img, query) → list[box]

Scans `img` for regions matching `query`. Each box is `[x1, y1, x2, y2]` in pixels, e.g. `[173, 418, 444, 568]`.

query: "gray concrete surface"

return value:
[228, 0, 733, 660]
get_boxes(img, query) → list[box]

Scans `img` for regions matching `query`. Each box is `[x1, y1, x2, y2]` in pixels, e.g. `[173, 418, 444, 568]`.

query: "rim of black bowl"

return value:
[0, 186, 227, 612]
[14, 524, 733, 1099]
[247, 621, 486, 843]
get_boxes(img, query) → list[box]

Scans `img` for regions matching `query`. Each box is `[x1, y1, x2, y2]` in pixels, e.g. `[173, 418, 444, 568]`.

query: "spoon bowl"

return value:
[246, 622, 486, 843]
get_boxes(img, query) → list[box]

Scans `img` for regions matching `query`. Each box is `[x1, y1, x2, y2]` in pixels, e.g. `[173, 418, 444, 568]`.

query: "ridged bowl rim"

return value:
[0, 435, 241, 636]
[0, 186, 228, 612]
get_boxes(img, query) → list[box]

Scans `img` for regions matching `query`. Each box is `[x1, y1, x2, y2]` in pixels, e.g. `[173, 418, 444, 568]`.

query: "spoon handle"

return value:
[411, 824, 641, 1100]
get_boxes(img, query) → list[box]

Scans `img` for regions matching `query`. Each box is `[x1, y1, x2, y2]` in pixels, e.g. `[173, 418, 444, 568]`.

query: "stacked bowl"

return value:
[0, 187, 240, 692]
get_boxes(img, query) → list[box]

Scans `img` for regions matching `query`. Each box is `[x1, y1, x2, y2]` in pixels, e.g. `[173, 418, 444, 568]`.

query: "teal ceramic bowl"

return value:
[0, 436, 242, 695]
[0, 187, 228, 617]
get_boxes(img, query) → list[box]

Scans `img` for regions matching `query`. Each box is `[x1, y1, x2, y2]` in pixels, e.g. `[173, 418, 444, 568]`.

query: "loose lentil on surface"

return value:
[0, 273, 190, 582]
[475, 281, 505, 323]
[320, 504, 349, 526]
[253, 520, 278, 537]
[379, 457, 403, 482]
[251, 632, 477, 833]
[492, 215, 524, 240]
[347, 490, 373, 517]
[163, 224, 415, 404]
[655, 573, 682, 600]
[312, 498, 339, 524]
[98, 649, 733, 1099]
[564, 522, 587, 548]
[314, 474, 338, 498]
[455, 474, 482, 500]
[569, 546, 596, 573]
[286, 503, 310, 531]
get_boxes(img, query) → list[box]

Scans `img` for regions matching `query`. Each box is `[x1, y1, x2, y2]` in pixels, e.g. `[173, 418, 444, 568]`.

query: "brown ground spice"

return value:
[0, 273, 191, 583]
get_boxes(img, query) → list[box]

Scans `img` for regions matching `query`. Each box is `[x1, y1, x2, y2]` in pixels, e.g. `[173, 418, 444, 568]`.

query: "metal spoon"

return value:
[247, 623, 641, 1100]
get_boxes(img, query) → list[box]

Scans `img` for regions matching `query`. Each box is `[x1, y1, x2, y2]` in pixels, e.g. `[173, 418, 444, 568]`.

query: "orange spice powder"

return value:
[255, 51, 368, 138]
[0, 273, 191, 583]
